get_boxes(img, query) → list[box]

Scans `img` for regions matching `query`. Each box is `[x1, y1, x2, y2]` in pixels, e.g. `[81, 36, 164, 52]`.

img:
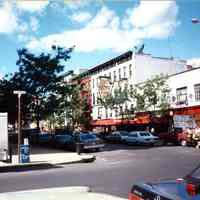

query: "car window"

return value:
[129, 133, 138, 137]
[120, 131, 128, 135]
[139, 132, 150, 137]
[80, 134, 96, 140]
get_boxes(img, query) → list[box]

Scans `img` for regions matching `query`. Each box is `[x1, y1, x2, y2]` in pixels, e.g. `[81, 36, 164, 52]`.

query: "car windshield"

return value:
[190, 165, 200, 179]
[80, 134, 96, 140]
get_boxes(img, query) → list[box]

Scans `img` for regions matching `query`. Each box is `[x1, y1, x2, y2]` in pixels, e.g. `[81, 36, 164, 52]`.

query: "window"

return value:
[176, 87, 187, 104]
[115, 107, 118, 117]
[93, 93, 95, 105]
[119, 106, 123, 115]
[109, 72, 111, 79]
[129, 64, 132, 77]
[114, 71, 117, 81]
[92, 79, 95, 88]
[118, 68, 121, 80]
[194, 84, 200, 101]
[98, 107, 102, 119]
[123, 66, 127, 78]
[130, 104, 134, 113]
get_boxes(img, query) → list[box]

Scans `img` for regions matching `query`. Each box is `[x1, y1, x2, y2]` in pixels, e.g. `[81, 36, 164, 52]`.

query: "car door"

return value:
[126, 132, 138, 143]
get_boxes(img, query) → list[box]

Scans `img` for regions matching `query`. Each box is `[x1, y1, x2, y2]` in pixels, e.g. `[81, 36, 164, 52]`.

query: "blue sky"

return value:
[0, 0, 200, 77]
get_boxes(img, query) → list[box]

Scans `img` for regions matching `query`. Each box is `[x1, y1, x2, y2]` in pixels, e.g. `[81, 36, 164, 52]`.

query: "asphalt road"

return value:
[0, 144, 200, 198]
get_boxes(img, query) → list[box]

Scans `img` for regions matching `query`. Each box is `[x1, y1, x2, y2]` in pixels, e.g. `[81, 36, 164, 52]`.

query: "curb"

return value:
[52, 155, 96, 165]
[0, 155, 96, 173]
[0, 162, 53, 173]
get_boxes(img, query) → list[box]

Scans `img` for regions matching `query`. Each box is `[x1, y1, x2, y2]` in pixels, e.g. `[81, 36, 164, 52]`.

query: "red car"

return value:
[157, 128, 194, 146]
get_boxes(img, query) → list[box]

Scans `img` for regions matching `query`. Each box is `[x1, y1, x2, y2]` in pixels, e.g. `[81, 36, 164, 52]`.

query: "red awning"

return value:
[91, 115, 150, 126]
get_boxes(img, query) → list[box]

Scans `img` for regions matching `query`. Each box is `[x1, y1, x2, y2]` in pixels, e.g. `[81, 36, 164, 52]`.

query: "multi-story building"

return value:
[85, 51, 187, 125]
[167, 67, 200, 126]
[68, 51, 200, 130]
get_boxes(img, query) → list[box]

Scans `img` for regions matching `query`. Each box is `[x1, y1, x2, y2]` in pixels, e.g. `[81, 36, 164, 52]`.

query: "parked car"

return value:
[21, 128, 41, 144]
[79, 132, 105, 151]
[37, 133, 54, 145]
[125, 131, 159, 146]
[105, 131, 129, 143]
[54, 132, 104, 152]
[129, 164, 200, 200]
[157, 127, 200, 146]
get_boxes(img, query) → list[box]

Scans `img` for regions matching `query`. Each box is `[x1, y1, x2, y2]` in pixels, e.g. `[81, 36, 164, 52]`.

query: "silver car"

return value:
[105, 130, 129, 143]
[125, 131, 159, 145]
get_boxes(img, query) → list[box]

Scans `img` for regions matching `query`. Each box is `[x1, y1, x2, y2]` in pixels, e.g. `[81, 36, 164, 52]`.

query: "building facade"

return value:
[88, 51, 187, 123]
[167, 67, 200, 126]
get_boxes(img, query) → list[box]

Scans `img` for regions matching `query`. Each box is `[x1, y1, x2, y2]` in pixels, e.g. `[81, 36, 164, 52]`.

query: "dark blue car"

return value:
[129, 164, 200, 200]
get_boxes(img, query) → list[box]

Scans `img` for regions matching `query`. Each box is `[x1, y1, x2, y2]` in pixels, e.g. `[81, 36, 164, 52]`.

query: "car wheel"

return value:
[181, 140, 187, 147]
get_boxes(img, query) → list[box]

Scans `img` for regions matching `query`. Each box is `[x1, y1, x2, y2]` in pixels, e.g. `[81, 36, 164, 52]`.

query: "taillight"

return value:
[128, 193, 141, 200]
[186, 183, 197, 196]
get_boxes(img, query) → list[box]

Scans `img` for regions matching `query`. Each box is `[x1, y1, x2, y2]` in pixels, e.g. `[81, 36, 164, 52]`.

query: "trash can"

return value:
[20, 144, 30, 163]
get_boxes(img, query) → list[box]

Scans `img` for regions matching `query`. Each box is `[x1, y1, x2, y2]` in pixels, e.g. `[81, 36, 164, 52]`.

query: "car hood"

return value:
[134, 180, 200, 200]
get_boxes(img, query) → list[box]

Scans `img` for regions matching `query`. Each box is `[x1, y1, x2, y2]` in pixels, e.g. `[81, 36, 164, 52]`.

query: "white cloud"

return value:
[18, 22, 29, 33]
[71, 12, 92, 23]
[129, 1, 178, 28]
[27, 2, 179, 53]
[187, 58, 200, 68]
[16, 0, 49, 13]
[66, 0, 91, 10]
[0, 1, 18, 34]
[30, 16, 39, 32]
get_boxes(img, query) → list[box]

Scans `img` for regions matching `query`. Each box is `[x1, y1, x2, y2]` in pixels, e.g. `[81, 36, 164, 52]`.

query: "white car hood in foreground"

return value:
[0, 186, 126, 200]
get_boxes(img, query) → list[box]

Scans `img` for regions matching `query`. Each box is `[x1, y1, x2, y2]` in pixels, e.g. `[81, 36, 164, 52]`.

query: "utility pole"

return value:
[13, 91, 26, 163]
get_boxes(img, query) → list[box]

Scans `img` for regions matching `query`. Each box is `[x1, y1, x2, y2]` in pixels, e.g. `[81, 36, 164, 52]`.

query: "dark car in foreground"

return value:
[129, 164, 200, 200]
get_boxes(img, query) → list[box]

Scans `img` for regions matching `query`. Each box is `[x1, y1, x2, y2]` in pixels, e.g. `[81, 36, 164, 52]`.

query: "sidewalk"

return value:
[0, 186, 127, 200]
[0, 152, 95, 172]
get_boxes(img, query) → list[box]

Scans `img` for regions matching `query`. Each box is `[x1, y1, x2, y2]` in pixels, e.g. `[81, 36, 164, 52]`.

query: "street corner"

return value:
[80, 154, 96, 163]
[0, 186, 128, 200]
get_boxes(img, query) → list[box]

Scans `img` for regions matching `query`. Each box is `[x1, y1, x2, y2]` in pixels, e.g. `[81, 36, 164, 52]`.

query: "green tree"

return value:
[130, 74, 170, 115]
[0, 46, 74, 127]
[97, 85, 129, 118]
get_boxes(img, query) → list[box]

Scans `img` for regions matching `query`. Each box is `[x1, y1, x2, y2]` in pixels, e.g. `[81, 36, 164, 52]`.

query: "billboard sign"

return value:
[173, 115, 197, 129]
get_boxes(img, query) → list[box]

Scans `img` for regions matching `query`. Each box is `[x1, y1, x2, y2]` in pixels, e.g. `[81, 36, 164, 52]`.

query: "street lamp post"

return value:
[13, 90, 26, 163]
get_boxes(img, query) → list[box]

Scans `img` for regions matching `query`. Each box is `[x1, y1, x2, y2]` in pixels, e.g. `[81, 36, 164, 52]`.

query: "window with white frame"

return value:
[98, 107, 102, 119]
[129, 64, 132, 77]
[194, 84, 200, 101]
[92, 79, 95, 88]
[93, 93, 95, 105]
[114, 71, 117, 81]
[118, 68, 121, 80]
[176, 87, 187, 104]
[115, 107, 118, 117]
[123, 66, 127, 78]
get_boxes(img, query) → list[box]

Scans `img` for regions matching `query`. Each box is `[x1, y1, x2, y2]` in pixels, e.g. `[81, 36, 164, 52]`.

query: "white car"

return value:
[125, 131, 159, 146]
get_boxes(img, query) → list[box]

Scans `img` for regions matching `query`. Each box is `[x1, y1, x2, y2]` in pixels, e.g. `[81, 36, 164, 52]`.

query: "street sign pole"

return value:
[13, 91, 26, 163]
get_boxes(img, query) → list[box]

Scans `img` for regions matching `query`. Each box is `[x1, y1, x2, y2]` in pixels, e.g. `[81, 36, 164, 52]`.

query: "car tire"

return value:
[180, 140, 187, 147]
